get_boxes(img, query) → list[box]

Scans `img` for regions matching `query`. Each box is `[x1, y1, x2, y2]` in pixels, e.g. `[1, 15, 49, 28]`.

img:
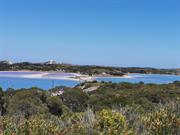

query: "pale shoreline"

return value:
[0, 71, 94, 82]
[0, 71, 179, 82]
[94, 74, 133, 79]
[0, 71, 132, 82]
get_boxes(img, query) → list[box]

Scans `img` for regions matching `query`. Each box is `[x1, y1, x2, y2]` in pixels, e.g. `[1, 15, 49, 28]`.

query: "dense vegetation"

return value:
[0, 62, 180, 76]
[0, 81, 180, 135]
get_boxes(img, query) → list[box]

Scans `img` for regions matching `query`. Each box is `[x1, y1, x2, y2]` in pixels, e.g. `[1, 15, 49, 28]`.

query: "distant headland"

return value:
[0, 60, 179, 76]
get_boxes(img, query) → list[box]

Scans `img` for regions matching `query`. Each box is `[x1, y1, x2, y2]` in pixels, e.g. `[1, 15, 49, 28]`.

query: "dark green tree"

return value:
[61, 89, 89, 112]
[46, 96, 63, 116]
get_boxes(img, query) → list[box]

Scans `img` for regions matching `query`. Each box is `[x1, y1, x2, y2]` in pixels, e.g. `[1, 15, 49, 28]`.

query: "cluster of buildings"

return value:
[0, 60, 13, 65]
[0, 60, 62, 65]
[44, 60, 58, 65]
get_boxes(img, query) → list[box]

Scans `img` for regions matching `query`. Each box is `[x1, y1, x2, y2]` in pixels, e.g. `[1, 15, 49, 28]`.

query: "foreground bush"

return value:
[141, 103, 180, 135]
[1, 103, 179, 135]
[0, 116, 60, 135]
[0, 81, 180, 135]
[97, 109, 133, 135]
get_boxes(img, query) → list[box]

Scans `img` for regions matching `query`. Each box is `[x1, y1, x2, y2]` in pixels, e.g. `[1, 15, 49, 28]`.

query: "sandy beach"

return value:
[0, 71, 95, 82]
[0, 71, 134, 82]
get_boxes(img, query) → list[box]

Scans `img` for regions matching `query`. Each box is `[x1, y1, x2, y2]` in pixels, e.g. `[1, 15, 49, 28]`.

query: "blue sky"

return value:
[0, 0, 179, 68]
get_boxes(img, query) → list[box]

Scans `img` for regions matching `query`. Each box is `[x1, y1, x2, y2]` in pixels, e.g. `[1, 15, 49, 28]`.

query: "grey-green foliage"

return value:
[0, 87, 4, 116]
[5, 89, 49, 117]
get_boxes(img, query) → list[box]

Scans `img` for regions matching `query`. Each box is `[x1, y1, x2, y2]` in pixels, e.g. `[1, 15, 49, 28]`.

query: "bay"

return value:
[0, 71, 180, 90]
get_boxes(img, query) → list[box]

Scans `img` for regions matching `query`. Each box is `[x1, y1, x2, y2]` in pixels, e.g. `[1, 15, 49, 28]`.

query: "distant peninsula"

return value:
[0, 60, 179, 76]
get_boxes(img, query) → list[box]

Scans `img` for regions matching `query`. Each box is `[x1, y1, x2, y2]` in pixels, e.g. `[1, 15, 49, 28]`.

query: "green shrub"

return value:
[97, 109, 134, 135]
[142, 103, 180, 135]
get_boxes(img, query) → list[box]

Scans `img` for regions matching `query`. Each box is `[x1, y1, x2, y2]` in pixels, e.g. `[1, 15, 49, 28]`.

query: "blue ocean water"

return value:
[0, 77, 79, 90]
[96, 74, 180, 84]
[0, 73, 180, 90]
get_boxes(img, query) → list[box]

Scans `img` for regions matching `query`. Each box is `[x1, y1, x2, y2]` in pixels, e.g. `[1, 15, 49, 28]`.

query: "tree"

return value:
[46, 96, 63, 116]
[5, 89, 49, 117]
[62, 89, 89, 112]
[0, 87, 4, 116]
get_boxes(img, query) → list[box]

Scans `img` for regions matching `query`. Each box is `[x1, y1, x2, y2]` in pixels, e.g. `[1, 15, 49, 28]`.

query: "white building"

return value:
[0, 60, 13, 65]
[44, 60, 58, 65]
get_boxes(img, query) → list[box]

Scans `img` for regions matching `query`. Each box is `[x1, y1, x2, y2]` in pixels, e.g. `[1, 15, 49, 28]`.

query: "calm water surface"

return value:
[96, 74, 180, 84]
[0, 77, 79, 90]
[0, 72, 180, 90]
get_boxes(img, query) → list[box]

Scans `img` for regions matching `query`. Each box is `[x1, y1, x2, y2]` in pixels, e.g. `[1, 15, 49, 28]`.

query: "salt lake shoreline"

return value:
[0, 71, 179, 82]
[0, 71, 134, 82]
